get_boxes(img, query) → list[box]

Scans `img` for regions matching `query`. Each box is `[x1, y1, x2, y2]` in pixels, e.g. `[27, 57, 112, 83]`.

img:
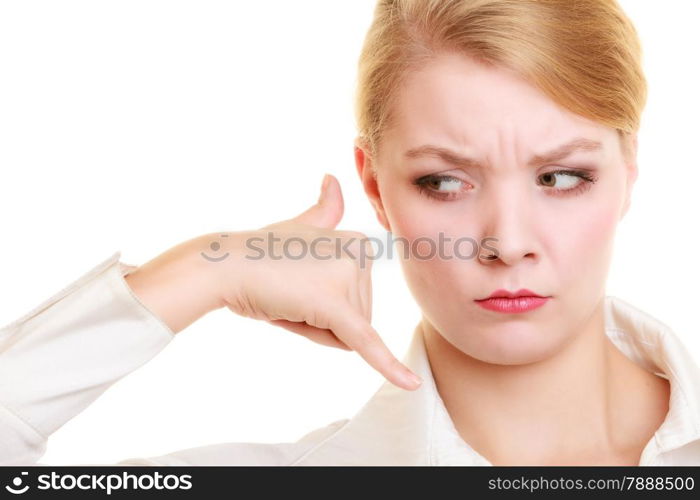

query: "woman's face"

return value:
[356, 52, 638, 365]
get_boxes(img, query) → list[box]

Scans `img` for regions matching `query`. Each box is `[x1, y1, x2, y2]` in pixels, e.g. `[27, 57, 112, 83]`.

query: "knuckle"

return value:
[351, 325, 377, 351]
[304, 306, 328, 330]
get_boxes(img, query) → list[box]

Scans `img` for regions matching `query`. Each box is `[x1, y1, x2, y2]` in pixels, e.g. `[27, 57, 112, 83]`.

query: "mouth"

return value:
[474, 288, 550, 313]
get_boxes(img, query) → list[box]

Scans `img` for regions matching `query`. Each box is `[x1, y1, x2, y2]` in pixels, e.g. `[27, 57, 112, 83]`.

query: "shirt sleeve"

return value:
[0, 252, 175, 465]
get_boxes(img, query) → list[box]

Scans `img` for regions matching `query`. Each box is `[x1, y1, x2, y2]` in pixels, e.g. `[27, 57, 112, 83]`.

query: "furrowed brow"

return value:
[404, 137, 603, 169]
[526, 137, 603, 167]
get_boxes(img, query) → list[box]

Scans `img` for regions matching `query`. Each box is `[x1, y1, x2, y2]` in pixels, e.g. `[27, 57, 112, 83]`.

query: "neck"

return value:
[421, 299, 670, 466]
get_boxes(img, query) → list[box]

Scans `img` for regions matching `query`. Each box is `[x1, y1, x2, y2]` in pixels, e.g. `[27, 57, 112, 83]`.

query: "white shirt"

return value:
[1, 252, 699, 466]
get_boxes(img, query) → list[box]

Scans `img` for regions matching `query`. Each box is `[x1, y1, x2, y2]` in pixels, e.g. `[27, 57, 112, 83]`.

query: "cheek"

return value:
[547, 197, 620, 287]
[382, 185, 431, 237]
[382, 195, 479, 309]
[383, 185, 468, 247]
[384, 191, 471, 262]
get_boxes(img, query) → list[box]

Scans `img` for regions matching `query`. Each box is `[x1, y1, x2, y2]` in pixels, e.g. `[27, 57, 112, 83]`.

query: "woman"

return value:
[1, 0, 699, 466]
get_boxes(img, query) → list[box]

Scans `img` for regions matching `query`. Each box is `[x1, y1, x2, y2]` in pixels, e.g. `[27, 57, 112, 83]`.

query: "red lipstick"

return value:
[474, 288, 550, 313]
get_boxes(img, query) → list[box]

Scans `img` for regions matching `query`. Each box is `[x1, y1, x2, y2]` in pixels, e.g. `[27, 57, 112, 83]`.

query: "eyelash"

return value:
[413, 170, 599, 202]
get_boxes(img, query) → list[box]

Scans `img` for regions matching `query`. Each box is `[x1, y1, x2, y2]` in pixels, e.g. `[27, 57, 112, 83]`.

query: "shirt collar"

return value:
[605, 295, 700, 463]
[292, 296, 700, 465]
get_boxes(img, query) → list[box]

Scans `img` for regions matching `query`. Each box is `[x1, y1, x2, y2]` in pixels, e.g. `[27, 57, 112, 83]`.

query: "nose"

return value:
[478, 187, 538, 267]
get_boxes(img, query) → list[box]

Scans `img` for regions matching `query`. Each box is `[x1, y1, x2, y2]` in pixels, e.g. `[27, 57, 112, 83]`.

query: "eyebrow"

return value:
[404, 137, 604, 169]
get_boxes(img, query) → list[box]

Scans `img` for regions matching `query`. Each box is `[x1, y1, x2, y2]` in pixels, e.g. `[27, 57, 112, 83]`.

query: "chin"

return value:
[453, 323, 566, 366]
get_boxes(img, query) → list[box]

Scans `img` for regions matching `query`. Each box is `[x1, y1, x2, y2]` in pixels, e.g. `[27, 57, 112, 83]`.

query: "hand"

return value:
[124, 174, 423, 391]
[219, 174, 423, 391]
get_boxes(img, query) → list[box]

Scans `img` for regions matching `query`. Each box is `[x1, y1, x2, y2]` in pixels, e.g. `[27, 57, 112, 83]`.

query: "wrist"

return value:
[124, 235, 227, 334]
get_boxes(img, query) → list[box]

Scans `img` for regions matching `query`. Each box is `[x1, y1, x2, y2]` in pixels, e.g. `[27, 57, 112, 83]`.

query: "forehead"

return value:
[384, 52, 615, 159]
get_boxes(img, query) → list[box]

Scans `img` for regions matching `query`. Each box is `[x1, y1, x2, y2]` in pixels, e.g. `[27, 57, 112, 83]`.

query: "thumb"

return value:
[285, 173, 344, 229]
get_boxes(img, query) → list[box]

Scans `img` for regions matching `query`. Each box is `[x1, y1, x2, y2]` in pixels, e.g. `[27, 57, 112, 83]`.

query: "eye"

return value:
[537, 170, 598, 196]
[414, 169, 598, 202]
[413, 174, 471, 201]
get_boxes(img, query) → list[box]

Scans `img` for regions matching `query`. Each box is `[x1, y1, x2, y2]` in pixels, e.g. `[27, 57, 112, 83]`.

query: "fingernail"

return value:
[403, 370, 423, 389]
[322, 173, 331, 191]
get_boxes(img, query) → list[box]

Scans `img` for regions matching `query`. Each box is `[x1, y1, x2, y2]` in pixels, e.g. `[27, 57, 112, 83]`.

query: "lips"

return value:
[478, 288, 545, 300]
[474, 288, 550, 313]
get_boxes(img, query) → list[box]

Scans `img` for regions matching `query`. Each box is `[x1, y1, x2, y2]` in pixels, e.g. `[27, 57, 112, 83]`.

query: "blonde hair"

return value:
[354, 0, 646, 162]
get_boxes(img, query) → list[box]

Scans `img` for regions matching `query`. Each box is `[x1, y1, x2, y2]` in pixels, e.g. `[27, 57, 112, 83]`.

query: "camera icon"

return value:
[5, 471, 29, 494]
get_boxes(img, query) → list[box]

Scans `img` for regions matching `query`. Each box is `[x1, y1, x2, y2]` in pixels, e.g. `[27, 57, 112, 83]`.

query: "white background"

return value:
[0, 1, 698, 465]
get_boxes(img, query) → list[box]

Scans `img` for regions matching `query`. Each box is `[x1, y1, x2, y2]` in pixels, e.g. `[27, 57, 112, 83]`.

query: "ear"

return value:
[621, 132, 639, 220]
[354, 136, 392, 232]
